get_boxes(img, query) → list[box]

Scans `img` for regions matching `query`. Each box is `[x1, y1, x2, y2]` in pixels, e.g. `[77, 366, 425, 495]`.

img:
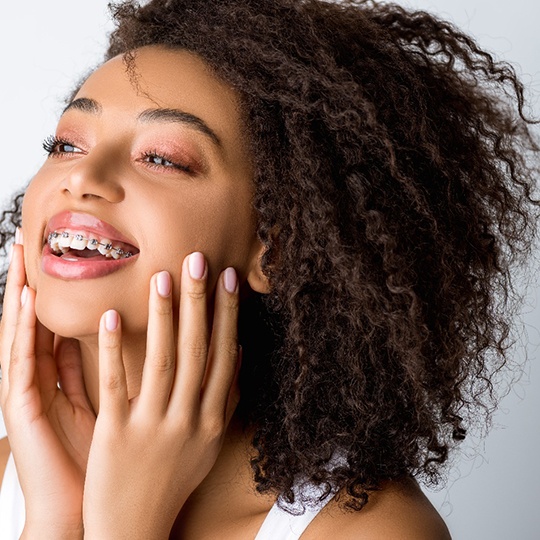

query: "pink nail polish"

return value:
[20, 285, 28, 307]
[224, 267, 237, 293]
[105, 310, 119, 332]
[188, 252, 206, 280]
[156, 271, 171, 297]
[15, 228, 23, 245]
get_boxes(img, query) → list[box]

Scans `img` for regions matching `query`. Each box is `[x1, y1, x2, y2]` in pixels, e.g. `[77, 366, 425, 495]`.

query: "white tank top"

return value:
[0, 413, 25, 540]
[0, 412, 333, 539]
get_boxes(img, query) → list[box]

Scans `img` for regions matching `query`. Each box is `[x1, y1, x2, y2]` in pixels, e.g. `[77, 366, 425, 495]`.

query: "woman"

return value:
[0, 0, 538, 538]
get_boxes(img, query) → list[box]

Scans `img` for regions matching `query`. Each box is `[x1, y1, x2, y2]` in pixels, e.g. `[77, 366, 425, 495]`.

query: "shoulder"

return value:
[0, 436, 10, 487]
[303, 477, 451, 540]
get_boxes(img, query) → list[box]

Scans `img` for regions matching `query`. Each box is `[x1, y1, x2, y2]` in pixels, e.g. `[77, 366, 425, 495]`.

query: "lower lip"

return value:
[41, 244, 138, 280]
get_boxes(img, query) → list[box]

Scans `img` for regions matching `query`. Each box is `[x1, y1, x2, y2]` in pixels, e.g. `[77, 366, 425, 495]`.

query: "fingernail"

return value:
[105, 310, 119, 332]
[224, 267, 237, 293]
[156, 271, 171, 297]
[188, 252, 206, 280]
[20, 285, 28, 306]
[15, 228, 23, 245]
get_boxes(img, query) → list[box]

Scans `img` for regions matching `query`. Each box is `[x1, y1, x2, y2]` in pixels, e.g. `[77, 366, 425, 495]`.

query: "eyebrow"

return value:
[138, 108, 221, 147]
[62, 98, 221, 147]
[63, 97, 102, 115]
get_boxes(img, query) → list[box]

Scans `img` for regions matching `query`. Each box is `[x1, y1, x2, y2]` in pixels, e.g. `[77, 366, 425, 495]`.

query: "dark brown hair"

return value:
[2, 0, 538, 511]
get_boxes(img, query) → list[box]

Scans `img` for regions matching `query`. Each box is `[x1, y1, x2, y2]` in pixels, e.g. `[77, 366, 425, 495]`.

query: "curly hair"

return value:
[2, 0, 539, 511]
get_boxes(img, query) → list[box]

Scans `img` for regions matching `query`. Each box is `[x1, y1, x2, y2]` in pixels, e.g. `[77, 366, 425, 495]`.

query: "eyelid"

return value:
[43, 131, 204, 175]
[139, 150, 194, 174]
[42, 134, 85, 156]
[133, 130, 207, 174]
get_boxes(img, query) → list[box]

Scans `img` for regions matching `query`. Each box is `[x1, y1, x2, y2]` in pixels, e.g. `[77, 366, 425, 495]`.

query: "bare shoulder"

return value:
[0, 436, 10, 486]
[303, 477, 451, 540]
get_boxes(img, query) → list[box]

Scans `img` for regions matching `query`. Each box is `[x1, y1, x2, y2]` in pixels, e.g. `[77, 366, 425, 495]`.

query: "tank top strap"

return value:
[254, 482, 336, 540]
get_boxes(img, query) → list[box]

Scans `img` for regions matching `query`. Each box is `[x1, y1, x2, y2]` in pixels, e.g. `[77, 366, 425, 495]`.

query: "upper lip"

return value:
[45, 211, 139, 250]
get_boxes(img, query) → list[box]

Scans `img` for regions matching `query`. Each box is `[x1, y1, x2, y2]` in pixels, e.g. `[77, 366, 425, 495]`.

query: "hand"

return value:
[0, 241, 95, 539]
[83, 252, 241, 539]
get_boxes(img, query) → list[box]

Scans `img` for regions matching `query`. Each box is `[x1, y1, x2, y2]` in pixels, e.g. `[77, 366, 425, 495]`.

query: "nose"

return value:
[60, 146, 125, 203]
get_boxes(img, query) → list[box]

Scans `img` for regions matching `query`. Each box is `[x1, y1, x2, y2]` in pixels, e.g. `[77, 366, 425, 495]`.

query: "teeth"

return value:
[59, 231, 71, 249]
[48, 232, 60, 251]
[70, 234, 87, 250]
[111, 248, 124, 260]
[97, 239, 113, 256]
[87, 236, 99, 250]
[47, 230, 136, 260]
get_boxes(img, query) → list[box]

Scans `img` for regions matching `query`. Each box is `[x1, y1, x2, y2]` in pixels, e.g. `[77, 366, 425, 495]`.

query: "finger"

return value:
[56, 337, 94, 413]
[34, 320, 59, 407]
[200, 267, 240, 418]
[138, 271, 176, 415]
[224, 345, 242, 425]
[8, 286, 37, 398]
[98, 310, 128, 419]
[0, 242, 27, 390]
[169, 252, 209, 412]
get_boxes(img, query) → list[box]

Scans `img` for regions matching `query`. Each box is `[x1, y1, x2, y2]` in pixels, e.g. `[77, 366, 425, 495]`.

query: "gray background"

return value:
[0, 2, 538, 538]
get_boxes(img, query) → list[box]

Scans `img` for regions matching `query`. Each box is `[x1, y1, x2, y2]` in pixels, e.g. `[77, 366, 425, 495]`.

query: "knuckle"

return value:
[187, 339, 208, 360]
[102, 371, 124, 391]
[222, 337, 239, 359]
[10, 347, 29, 367]
[201, 415, 226, 441]
[102, 339, 120, 354]
[151, 352, 176, 373]
[154, 300, 173, 317]
[186, 288, 206, 302]
[174, 414, 197, 436]
[222, 293, 239, 313]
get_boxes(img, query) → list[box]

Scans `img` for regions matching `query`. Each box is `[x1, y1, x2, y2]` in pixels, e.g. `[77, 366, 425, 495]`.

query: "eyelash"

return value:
[140, 151, 193, 173]
[42, 135, 80, 156]
[42, 136, 193, 174]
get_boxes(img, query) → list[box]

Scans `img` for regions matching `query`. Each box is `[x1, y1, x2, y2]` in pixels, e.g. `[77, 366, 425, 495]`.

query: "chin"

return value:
[35, 289, 104, 339]
[34, 282, 149, 339]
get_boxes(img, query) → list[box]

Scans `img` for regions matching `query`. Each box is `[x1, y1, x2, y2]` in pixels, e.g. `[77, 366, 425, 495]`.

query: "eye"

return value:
[141, 151, 193, 173]
[43, 135, 84, 156]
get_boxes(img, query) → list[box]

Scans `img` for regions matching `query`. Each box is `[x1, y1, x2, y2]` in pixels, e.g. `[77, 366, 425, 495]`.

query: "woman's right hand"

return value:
[0, 239, 96, 540]
[82, 253, 241, 540]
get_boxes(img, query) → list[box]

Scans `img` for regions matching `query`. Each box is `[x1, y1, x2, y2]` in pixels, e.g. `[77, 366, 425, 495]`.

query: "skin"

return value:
[0, 46, 450, 539]
[22, 46, 268, 408]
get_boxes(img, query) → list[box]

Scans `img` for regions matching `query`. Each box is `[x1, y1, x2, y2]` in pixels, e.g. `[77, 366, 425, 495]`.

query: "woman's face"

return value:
[22, 46, 264, 339]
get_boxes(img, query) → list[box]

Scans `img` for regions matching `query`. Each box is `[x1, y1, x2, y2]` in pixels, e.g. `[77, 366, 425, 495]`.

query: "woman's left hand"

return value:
[83, 252, 241, 539]
[0, 242, 96, 540]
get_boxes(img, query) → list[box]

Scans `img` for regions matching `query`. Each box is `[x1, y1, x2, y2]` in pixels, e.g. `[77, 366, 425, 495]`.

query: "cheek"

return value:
[148, 189, 257, 275]
[21, 179, 47, 289]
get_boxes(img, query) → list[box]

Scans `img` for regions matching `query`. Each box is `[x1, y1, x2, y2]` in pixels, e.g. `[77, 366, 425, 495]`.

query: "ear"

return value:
[246, 241, 270, 294]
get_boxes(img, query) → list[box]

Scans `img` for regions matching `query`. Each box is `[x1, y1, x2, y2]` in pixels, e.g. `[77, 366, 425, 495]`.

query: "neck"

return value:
[172, 416, 275, 537]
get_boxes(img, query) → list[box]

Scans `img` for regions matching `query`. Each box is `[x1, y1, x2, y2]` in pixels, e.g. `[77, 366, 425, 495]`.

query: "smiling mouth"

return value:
[48, 229, 140, 261]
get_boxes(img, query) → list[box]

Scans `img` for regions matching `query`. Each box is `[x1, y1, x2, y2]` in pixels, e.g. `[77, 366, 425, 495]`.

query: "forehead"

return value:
[74, 46, 243, 142]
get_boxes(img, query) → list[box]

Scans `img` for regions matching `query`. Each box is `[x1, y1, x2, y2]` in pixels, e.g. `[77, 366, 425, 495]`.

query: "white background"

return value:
[0, 2, 538, 538]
